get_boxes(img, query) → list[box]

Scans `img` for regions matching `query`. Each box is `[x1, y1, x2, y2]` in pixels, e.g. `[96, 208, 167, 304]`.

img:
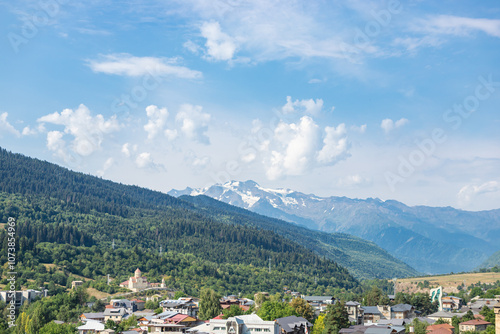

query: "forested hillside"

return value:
[0, 148, 358, 295]
[180, 194, 418, 279]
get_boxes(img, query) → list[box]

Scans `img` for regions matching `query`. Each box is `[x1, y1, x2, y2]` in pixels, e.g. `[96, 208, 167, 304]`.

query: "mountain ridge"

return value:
[169, 180, 500, 274]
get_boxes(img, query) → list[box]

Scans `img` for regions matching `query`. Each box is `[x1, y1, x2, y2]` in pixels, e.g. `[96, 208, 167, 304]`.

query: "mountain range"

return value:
[169, 180, 500, 274]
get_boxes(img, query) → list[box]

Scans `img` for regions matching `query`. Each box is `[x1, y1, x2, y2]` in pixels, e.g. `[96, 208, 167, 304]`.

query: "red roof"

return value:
[213, 314, 224, 320]
[428, 328, 454, 334]
[427, 324, 454, 334]
[460, 319, 491, 326]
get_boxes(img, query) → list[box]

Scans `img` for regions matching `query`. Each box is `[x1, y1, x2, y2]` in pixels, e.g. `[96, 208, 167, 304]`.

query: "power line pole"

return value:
[269, 257, 271, 274]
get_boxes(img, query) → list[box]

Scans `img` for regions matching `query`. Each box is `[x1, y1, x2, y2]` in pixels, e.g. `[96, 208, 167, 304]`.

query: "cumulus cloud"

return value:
[317, 124, 350, 164]
[457, 181, 500, 206]
[122, 143, 131, 157]
[381, 118, 408, 134]
[0, 112, 20, 137]
[87, 53, 202, 79]
[135, 152, 153, 168]
[38, 104, 120, 157]
[265, 116, 350, 180]
[46, 131, 67, 160]
[97, 157, 114, 176]
[200, 21, 238, 61]
[175, 104, 211, 144]
[281, 96, 324, 115]
[351, 124, 367, 133]
[144, 105, 169, 140]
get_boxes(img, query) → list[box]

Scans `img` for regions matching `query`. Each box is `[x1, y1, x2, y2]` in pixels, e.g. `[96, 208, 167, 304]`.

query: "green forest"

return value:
[0, 147, 359, 296]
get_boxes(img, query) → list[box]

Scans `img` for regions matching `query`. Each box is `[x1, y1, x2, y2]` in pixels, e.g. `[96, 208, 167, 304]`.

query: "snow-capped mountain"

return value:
[169, 180, 500, 274]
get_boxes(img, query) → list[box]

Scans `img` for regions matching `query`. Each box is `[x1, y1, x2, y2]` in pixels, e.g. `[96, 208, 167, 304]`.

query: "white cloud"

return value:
[338, 174, 372, 187]
[351, 124, 367, 133]
[135, 152, 153, 168]
[97, 157, 114, 176]
[46, 131, 68, 161]
[175, 104, 211, 144]
[381, 118, 408, 134]
[200, 21, 238, 61]
[0, 112, 20, 137]
[317, 124, 350, 164]
[122, 143, 131, 157]
[457, 181, 500, 206]
[38, 104, 120, 157]
[265, 116, 350, 180]
[87, 53, 202, 79]
[417, 15, 500, 38]
[281, 96, 324, 115]
[144, 105, 169, 140]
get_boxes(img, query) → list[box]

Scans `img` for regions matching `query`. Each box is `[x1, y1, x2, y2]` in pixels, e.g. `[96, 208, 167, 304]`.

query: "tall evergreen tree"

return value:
[199, 288, 222, 320]
[323, 301, 350, 334]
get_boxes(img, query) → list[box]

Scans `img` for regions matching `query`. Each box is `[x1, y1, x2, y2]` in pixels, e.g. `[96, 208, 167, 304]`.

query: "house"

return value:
[428, 311, 466, 324]
[377, 305, 391, 320]
[110, 299, 137, 313]
[468, 298, 500, 313]
[77, 320, 105, 334]
[362, 307, 383, 324]
[302, 296, 335, 315]
[131, 299, 146, 311]
[459, 319, 491, 333]
[426, 323, 455, 334]
[72, 281, 84, 289]
[345, 301, 364, 325]
[147, 323, 186, 333]
[104, 307, 129, 323]
[441, 296, 462, 311]
[275, 316, 312, 334]
[191, 314, 279, 334]
[160, 298, 199, 317]
[390, 304, 414, 319]
[80, 312, 105, 322]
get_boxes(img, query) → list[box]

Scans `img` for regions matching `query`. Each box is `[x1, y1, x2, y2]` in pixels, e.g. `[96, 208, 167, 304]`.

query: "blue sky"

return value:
[1, 0, 500, 210]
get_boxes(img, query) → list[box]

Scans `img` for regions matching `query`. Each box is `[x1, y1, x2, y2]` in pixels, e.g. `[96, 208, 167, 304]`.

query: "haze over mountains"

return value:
[169, 180, 500, 274]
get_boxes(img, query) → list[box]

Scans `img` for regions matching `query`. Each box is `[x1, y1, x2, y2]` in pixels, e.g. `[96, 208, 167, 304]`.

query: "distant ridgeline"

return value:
[0, 147, 359, 295]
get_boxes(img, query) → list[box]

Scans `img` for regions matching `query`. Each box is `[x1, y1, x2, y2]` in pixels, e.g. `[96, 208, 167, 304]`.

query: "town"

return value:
[2, 268, 498, 334]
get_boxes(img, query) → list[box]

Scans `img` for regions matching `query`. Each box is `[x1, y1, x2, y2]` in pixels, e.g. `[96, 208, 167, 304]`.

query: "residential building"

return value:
[110, 299, 137, 313]
[276, 316, 312, 334]
[428, 311, 466, 324]
[426, 323, 454, 334]
[302, 296, 335, 315]
[77, 320, 105, 334]
[390, 304, 414, 319]
[72, 281, 84, 289]
[442, 296, 462, 311]
[362, 307, 383, 324]
[458, 319, 491, 333]
[160, 298, 199, 318]
[80, 312, 105, 322]
[104, 307, 129, 323]
[191, 314, 279, 334]
[345, 301, 364, 325]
